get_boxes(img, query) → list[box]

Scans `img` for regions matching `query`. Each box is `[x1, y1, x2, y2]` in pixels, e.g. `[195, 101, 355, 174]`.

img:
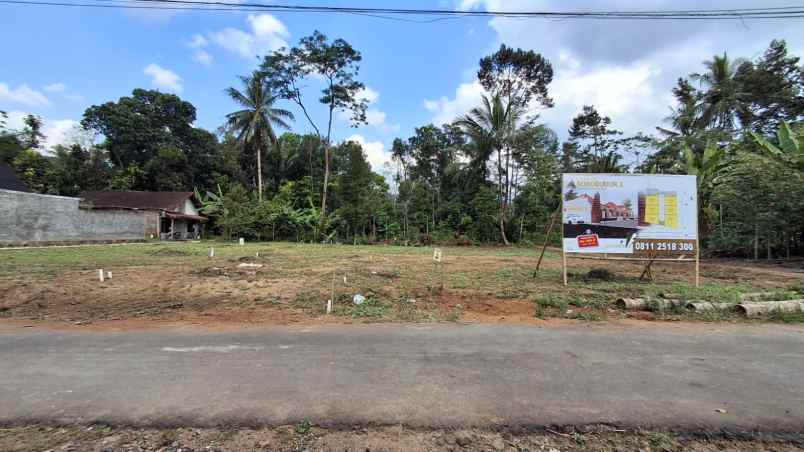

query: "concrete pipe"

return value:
[686, 301, 737, 312]
[616, 298, 647, 310]
[736, 300, 804, 317]
[647, 299, 685, 312]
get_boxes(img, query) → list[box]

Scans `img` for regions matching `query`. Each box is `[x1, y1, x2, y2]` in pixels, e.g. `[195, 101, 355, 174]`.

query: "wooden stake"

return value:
[639, 253, 656, 281]
[534, 205, 561, 274]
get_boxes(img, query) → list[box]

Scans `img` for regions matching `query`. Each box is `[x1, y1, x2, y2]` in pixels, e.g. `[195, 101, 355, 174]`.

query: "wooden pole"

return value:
[695, 244, 700, 288]
[695, 187, 701, 288]
[534, 205, 561, 273]
[561, 198, 567, 286]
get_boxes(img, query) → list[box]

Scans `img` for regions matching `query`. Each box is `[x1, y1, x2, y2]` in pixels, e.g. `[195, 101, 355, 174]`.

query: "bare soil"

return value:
[0, 242, 800, 330]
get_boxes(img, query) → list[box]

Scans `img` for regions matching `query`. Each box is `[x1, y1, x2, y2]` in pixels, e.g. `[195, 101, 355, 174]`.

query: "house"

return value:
[0, 161, 31, 192]
[79, 191, 207, 240]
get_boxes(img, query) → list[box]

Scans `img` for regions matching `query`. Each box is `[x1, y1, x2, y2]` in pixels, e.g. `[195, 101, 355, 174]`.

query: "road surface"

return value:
[1, 323, 803, 430]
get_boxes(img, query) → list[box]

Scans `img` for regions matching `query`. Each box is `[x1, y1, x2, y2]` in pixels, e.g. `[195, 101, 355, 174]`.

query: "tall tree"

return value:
[457, 94, 527, 244]
[690, 53, 747, 130]
[566, 105, 624, 172]
[21, 115, 45, 150]
[82, 89, 221, 192]
[735, 39, 804, 135]
[225, 71, 294, 200]
[261, 30, 369, 236]
[478, 44, 554, 109]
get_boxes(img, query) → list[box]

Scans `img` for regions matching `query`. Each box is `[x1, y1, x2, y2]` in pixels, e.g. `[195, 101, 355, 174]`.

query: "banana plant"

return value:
[750, 121, 804, 173]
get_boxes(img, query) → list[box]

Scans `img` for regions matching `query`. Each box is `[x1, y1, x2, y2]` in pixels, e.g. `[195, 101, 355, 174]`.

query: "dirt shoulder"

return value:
[2, 424, 802, 452]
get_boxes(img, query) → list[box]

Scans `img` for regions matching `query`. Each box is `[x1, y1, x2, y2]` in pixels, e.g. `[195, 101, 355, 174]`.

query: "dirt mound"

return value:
[585, 268, 616, 281]
[146, 248, 191, 257]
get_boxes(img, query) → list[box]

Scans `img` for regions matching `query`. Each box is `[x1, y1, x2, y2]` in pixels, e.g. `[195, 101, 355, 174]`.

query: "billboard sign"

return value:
[562, 174, 698, 255]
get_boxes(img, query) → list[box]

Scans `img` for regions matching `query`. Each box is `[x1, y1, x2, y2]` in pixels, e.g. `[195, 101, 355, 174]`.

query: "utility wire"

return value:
[3, 0, 804, 20]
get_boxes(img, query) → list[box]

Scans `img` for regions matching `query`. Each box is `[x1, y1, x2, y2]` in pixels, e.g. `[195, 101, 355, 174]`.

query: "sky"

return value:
[1, 0, 803, 175]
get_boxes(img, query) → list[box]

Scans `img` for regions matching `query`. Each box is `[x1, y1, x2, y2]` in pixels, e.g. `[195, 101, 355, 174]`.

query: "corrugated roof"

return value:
[79, 191, 195, 211]
[0, 161, 31, 192]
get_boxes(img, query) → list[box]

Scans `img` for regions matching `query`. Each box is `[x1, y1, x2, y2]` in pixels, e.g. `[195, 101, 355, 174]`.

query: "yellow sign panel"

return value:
[664, 194, 679, 229]
[644, 194, 659, 224]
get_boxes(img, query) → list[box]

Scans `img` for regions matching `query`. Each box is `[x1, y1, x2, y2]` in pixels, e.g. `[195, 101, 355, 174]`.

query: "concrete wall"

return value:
[0, 189, 148, 245]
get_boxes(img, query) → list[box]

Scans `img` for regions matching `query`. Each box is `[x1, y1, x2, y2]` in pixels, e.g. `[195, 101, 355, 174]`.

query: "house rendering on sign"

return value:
[79, 191, 207, 240]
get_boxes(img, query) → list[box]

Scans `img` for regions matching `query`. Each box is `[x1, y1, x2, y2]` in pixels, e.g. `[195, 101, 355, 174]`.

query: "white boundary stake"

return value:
[98, 269, 105, 282]
[209, 247, 215, 258]
[433, 248, 445, 291]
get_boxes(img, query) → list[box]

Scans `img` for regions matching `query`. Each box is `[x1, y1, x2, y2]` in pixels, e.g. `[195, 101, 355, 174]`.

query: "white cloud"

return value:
[366, 109, 387, 126]
[43, 82, 66, 92]
[423, 53, 672, 138]
[335, 86, 398, 133]
[358, 86, 379, 104]
[188, 33, 207, 48]
[193, 49, 214, 66]
[143, 64, 183, 92]
[209, 13, 289, 59]
[537, 53, 673, 137]
[0, 83, 51, 107]
[187, 33, 213, 66]
[5, 110, 84, 151]
[423, 80, 485, 126]
[441, 0, 804, 139]
[43, 119, 82, 150]
[346, 134, 391, 172]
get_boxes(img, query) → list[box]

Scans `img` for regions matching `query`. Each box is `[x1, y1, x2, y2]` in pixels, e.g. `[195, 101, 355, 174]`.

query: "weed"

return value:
[644, 431, 680, 451]
[450, 273, 470, 289]
[768, 310, 804, 323]
[564, 311, 604, 321]
[446, 305, 463, 321]
[295, 420, 312, 435]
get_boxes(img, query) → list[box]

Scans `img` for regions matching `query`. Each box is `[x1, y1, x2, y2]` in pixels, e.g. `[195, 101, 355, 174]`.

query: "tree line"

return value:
[0, 35, 801, 257]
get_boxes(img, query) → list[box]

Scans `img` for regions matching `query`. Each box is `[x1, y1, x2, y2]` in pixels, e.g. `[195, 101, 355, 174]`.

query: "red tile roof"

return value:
[79, 191, 195, 212]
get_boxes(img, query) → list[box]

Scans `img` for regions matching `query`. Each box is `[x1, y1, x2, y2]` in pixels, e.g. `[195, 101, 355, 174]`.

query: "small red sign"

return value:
[577, 234, 599, 248]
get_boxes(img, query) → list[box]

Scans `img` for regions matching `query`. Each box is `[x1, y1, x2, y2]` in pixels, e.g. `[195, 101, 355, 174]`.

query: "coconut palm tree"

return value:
[226, 71, 294, 200]
[457, 94, 526, 245]
[691, 53, 747, 131]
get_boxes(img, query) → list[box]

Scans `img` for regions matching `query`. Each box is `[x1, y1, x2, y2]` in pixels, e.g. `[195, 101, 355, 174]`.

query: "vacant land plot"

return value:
[0, 242, 801, 328]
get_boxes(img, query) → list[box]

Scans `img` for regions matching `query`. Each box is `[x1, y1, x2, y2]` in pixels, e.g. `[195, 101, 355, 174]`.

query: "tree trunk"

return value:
[319, 92, 335, 241]
[319, 144, 329, 239]
[754, 224, 759, 260]
[256, 137, 263, 201]
[497, 148, 510, 245]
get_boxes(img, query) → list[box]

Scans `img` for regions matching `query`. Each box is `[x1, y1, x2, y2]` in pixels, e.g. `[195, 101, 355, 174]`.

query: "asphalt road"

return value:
[1, 323, 803, 430]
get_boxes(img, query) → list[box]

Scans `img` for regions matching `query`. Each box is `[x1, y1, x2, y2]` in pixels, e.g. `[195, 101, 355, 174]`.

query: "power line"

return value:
[3, 0, 804, 20]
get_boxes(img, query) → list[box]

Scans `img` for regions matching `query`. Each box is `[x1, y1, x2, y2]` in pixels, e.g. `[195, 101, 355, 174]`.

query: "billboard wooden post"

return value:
[695, 191, 701, 288]
[695, 240, 700, 288]
[561, 197, 568, 286]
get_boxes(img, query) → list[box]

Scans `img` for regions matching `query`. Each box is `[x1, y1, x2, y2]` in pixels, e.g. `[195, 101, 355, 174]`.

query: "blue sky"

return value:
[2, 0, 803, 174]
